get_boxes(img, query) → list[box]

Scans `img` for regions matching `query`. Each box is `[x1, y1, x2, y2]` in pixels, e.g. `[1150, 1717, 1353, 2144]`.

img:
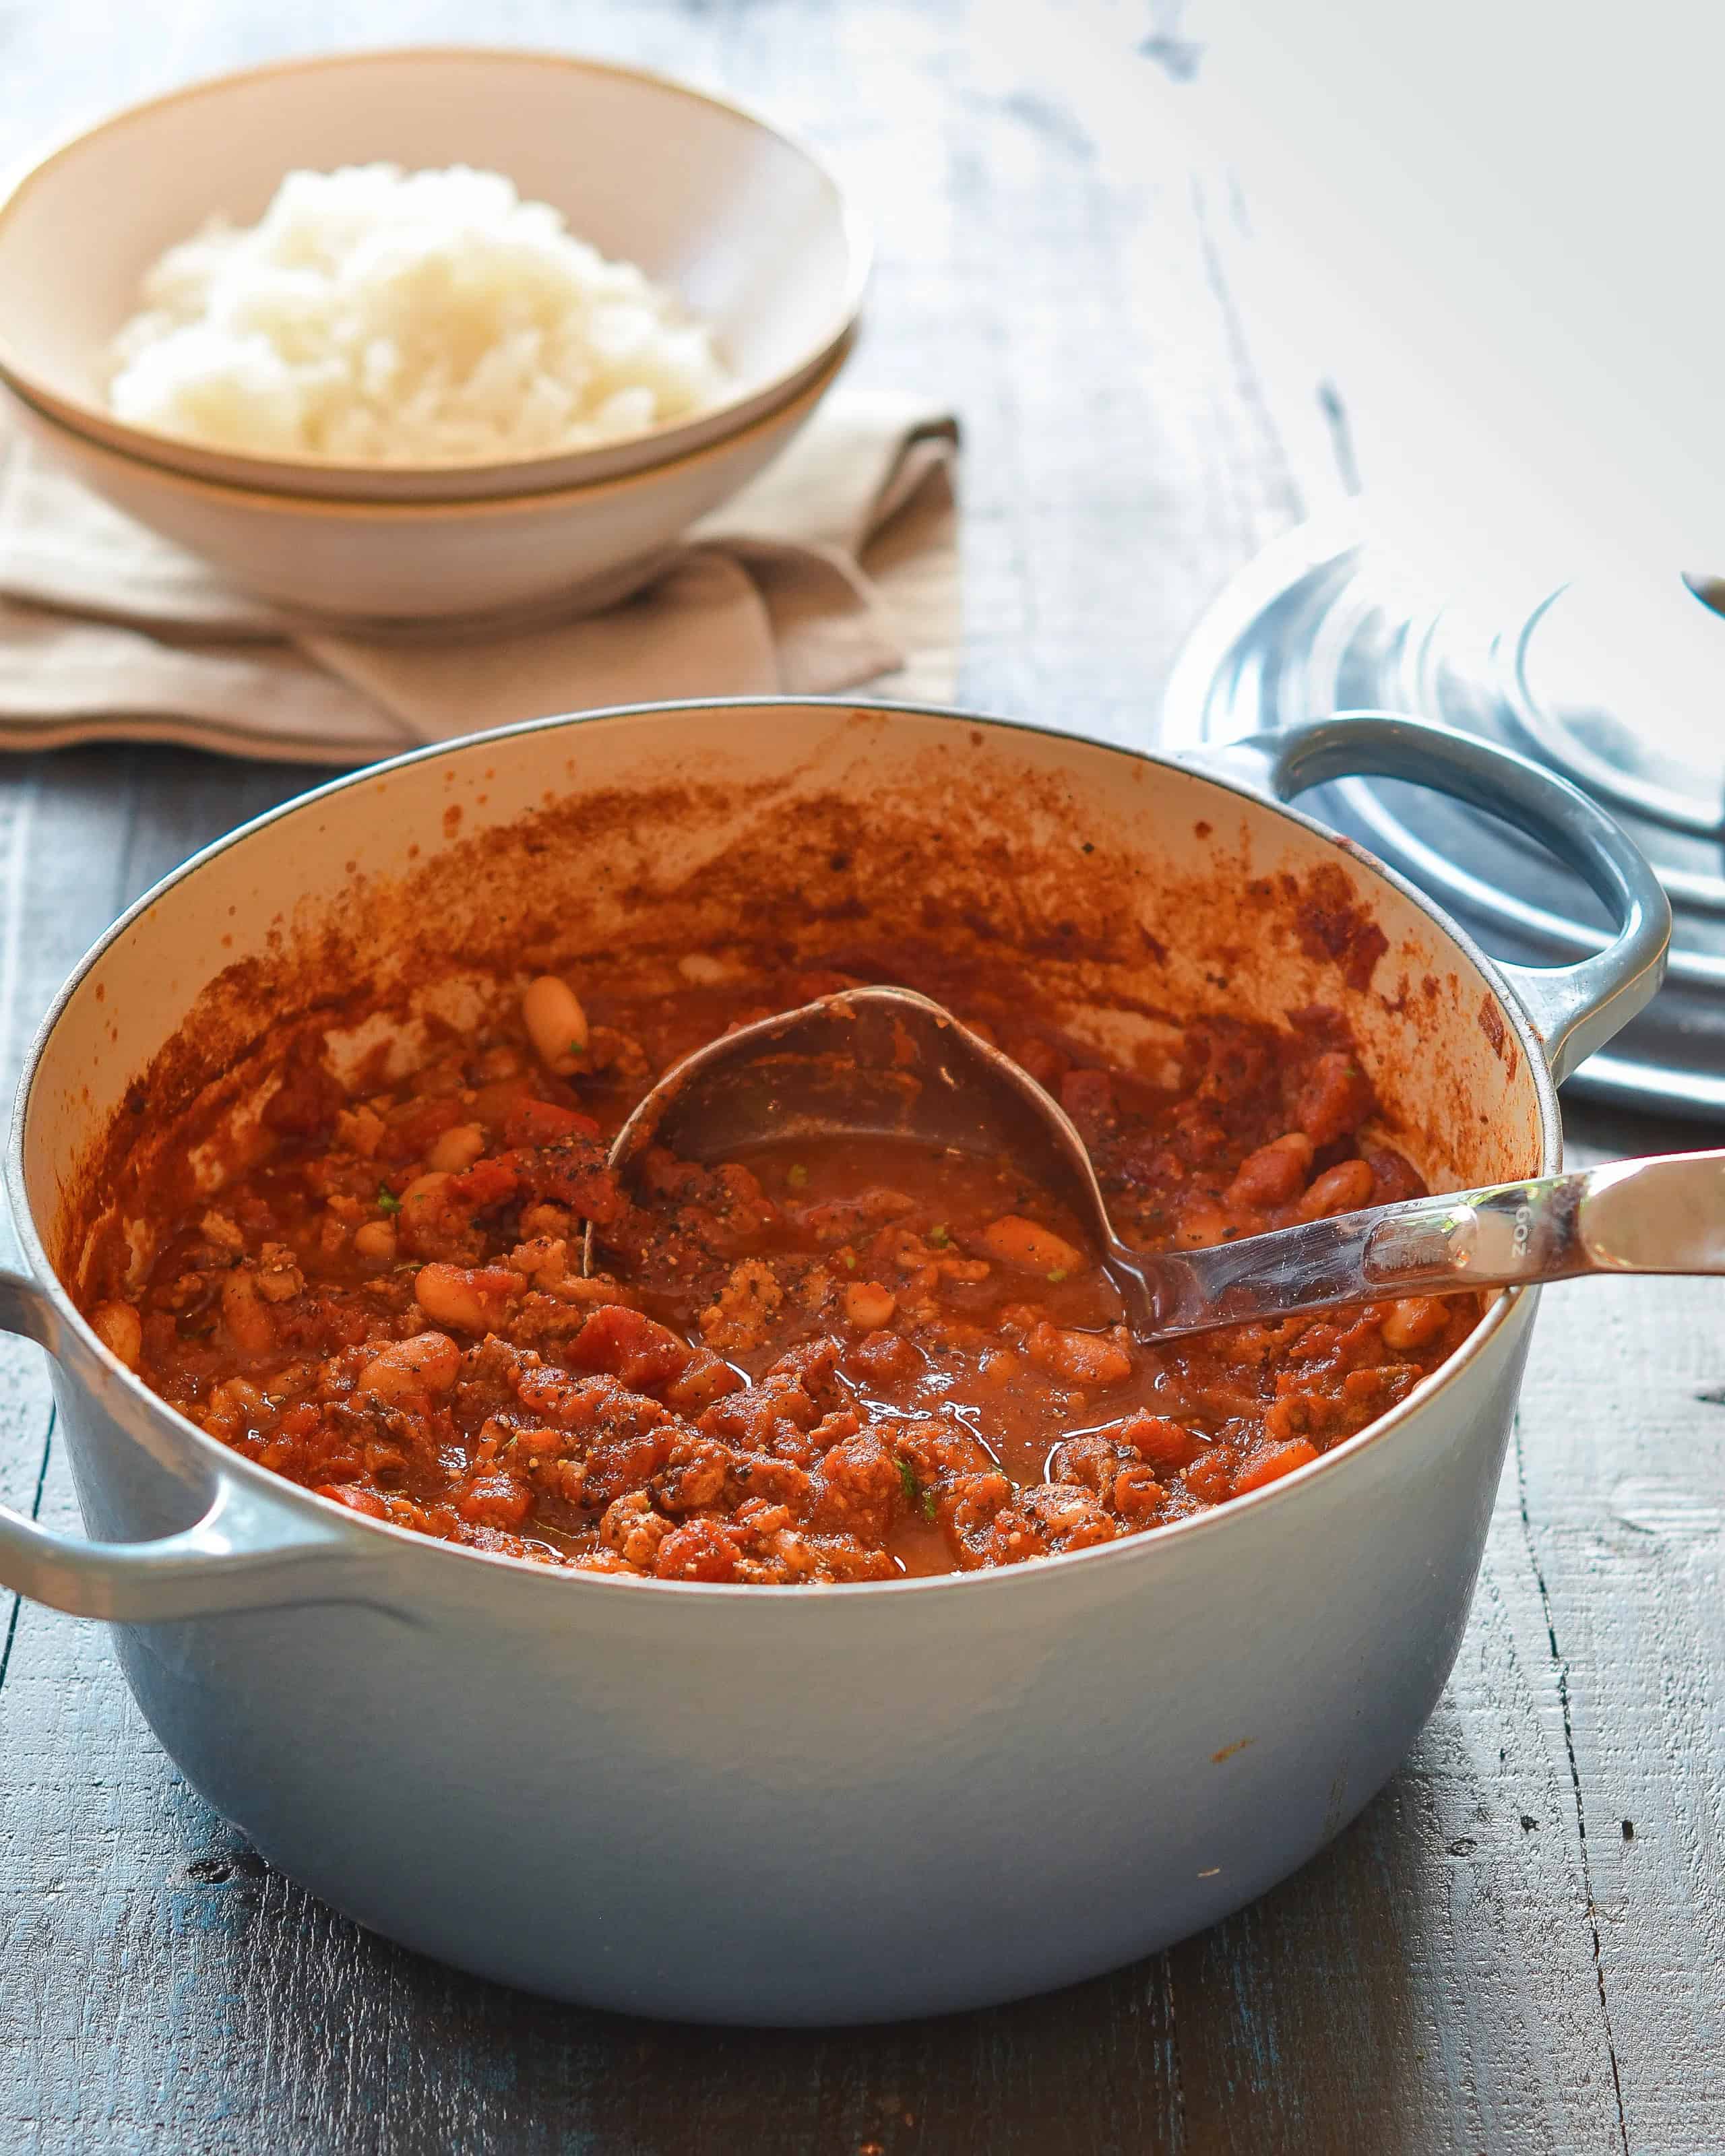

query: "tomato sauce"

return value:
[82, 968, 1479, 1585]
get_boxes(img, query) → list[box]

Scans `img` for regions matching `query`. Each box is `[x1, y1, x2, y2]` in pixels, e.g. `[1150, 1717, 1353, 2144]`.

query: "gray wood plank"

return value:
[1508, 1102, 1725, 2152]
[0, 757, 164, 1749]
[1168, 1459, 1629, 2156]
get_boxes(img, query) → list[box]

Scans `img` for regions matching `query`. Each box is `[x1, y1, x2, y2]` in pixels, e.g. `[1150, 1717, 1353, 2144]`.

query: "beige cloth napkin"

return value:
[0, 391, 959, 764]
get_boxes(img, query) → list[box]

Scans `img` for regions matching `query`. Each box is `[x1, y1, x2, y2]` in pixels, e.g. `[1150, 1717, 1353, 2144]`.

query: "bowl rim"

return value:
[0, 43, 873, 495]
[7, 697, 1554, 1605]
[2, 329, 854, 522]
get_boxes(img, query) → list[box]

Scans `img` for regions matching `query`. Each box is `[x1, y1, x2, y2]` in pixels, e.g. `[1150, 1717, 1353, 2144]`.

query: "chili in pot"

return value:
[83, 961, 1478, 1584]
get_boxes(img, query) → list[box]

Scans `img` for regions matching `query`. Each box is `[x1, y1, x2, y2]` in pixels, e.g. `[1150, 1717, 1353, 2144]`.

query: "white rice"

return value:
[105, 164, 735, 465]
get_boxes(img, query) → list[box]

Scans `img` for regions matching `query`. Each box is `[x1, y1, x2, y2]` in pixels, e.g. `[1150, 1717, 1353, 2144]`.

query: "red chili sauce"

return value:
[83, 969, 1478, 1585]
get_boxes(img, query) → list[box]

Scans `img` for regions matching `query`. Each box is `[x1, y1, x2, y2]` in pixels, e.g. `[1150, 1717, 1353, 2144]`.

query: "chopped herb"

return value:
[787, 1164, 810, 1189]
[896, 1456, 939, 1525]
[567, 1040, 586, 1059]
[841, 1250, 857, 1271]
[376, 1184, 402, 1215]
[1046, 1267, 1069, 1283]
[929, 1223, 950, 1246]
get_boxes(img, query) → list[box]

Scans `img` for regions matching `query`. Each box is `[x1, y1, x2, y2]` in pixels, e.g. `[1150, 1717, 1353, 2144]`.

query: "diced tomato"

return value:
[457, 1473, 534, 1527]
[315, 1482, 389, 1519]
[448, 1158, 520, 1209]
[1116, 1412, 1204, 1473]
[567, 1304, 693, 1391]
[503, 1098, 602, 1147]
[654, 1519, 741, 1582]
[1232, 1439, 1320, 1495]
[499, 1139, 624, 1223]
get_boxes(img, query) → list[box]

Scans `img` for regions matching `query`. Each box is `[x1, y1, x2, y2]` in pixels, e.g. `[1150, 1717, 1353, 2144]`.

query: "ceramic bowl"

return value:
[0, 47, 867, 502]
[3, 336, 848, 625]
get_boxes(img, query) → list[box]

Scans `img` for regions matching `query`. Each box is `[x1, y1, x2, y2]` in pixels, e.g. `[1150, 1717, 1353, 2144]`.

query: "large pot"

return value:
[0, 701, 1668, 2024]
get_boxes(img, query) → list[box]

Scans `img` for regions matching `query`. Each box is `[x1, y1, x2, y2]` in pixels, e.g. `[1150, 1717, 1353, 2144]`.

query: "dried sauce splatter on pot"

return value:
[1290, 862, 1391, 992]
[82, 965, 1478, 1585]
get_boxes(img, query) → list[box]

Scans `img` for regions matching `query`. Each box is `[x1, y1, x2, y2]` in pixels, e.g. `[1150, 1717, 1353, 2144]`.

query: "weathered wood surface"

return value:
[1, 4, 1721, 2151]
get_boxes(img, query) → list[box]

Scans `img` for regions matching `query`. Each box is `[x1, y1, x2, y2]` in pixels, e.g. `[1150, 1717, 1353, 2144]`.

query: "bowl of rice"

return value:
[0, 47, 867, 503]
[0, 334, 850, 624]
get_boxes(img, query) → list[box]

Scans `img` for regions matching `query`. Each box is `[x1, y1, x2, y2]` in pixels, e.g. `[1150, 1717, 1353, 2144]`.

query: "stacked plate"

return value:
[1162, 507, 1725, 1118]
[0, 49, 867, 623]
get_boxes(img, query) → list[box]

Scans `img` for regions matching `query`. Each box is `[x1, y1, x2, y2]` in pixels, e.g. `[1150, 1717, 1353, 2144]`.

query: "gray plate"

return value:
[1161, 508, 1725, 1121]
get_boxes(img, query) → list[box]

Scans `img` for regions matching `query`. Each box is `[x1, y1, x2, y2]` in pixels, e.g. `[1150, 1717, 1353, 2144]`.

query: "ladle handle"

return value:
[1131, 1149, 1725, 1341]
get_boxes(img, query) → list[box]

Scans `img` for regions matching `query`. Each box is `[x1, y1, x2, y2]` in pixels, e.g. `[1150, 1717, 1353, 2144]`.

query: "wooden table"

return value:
[2, 5, 1720, 2151]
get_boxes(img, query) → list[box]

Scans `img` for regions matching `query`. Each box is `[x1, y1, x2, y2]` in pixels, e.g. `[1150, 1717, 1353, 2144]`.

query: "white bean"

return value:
[220, 1271, 276, 1360]
[844, 1281, 897, 1329]
[414, 1264, 508, 1333]
[427, 1122, 486, 1174]
[522, 975, 589, 1074]
[358, 1331, 462, 1400]
[353, 1219, 397, 1263]
[93, 1300, 142, 1369]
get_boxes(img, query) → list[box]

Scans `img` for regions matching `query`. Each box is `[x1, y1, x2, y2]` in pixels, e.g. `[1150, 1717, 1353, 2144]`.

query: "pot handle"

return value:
[0, 1268, 385, 1623]
[1179, 711, 1672, 1084]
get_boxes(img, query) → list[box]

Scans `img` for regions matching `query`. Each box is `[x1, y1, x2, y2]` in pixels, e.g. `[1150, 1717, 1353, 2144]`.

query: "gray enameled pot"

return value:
[0, 701, 1668, 2024]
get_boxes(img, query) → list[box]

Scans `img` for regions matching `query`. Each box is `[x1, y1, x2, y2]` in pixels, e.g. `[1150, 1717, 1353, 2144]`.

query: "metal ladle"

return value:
[586, 987, 1725, 1339]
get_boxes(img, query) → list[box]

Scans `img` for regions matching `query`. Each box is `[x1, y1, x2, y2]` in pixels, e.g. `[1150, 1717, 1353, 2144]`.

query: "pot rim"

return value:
[5, 697, 1556, 1602]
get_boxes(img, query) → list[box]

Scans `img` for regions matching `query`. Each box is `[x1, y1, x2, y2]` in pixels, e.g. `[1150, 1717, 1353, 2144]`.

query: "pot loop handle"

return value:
[1179, 712, 1672, 1085]
[0, 1269, 385, 1623]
